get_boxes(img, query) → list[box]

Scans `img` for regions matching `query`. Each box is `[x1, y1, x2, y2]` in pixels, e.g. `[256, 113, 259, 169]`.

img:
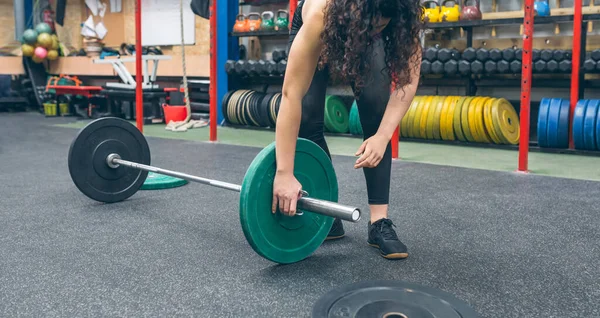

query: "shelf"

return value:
[426, 13, 600, 30]
[239, 0, 288, 5]
[230, 30, 289, 37]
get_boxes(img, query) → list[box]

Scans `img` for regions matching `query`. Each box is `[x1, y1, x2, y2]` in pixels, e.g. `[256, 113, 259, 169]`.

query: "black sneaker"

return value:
[368, 218, 408, 259]
[326, 218, 345, 240]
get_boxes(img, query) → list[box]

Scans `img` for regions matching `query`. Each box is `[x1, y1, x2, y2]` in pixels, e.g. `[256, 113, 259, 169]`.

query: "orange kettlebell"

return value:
[247, 12, 262, 32]
[233, 14, 248, 33]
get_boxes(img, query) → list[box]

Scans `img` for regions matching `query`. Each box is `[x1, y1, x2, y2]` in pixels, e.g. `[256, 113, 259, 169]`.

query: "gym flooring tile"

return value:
[55, 116, 600, 182]
[1, 113, 599, 317]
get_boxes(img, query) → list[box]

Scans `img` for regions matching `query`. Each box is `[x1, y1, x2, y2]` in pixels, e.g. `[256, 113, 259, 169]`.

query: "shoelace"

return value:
[379, 219, 399, 240]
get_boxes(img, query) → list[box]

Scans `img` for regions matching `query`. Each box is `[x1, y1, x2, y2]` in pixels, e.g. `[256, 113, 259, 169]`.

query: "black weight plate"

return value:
[261, 93, 274, 127]
[221, 90, 235, 124]
[237, 90, 252, 125]
[68, 117, 151, 203]
[312, 280, 480, 318]
[248, 91, 261, 126]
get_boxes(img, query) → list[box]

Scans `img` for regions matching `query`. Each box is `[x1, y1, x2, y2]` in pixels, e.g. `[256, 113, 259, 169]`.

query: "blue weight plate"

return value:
[546, 98, 564, 148]
[572, 100, 588, 149]
[537, 98, 551, 147]
[583, 99, 599, 150]
[557, 99, 571, 149]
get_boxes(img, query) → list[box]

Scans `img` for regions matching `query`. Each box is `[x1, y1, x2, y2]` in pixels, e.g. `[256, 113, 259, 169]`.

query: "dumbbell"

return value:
[431, 60, 444, 74]
[532, 49, 541, 61]
[424, 47, 438, 62]
[273, 50, 287, 62]
[489, 49, 502, 62]
[476, 48, 489, 62]
[540, 49, 554, 62]
[225, 60, 236, 74]
[510, 60, 522, 74]
[497, 60, 510, 74]
[552, 50, 569, 62]
[276, 60, 287, 75]
[546, 60, 559, 73]
[437, 48, 460, 62]
[444, 60, 458, 75]
[462, 47, 477, 62]
[471, 60, 484, 74]
[584, 58, 597, 72]
[534, 60, 547, 73]
[502, 48, 516, 62]
[266, 60, 278, 75]
[234, 60, 248, 76]
[458, 60, 471, 75]
[256, 60, 269, 76]
[590, 49, 600, 61]
[421, 60, 432, 75]
[515, 49, 522, 61]
[246, 60, 259, 76]
[558, 60, 572, 73]
[484, 60, 497, 74]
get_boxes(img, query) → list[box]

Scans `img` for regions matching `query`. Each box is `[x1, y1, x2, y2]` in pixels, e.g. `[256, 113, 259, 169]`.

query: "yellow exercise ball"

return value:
[51, 37, 59, 50]
[37, 33, 53, 49]
[21, 44, 35, 57]
[32, 55, 44, 63]
[47, 50, 58, 61]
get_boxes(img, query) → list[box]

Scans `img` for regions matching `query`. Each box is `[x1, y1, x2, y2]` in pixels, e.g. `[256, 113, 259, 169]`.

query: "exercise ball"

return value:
[21, 44, 35, 57]
[35, 22, 52, 35]
[22, 29, 38, 45]
[34, 46, 48, 59]
[37, 33, 53, 49]
[51, 37, 59, 50]
[32, 55, 44, 63]
[47, 50, 58, 60]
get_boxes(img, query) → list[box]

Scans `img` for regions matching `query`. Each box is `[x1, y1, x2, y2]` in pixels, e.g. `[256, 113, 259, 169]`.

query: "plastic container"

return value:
[162, 104, 188, 124]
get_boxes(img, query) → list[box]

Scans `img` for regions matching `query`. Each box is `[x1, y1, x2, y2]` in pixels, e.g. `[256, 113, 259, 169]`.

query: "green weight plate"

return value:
[141, 172, 188, 190]
[324, 95, 349, 133]
[453, 97, 468, 142]
[349, 101, 360, 135]
[239, 138, 337, 264]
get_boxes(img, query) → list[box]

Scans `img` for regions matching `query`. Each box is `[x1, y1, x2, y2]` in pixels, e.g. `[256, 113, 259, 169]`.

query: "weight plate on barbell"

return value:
[537, 98, 551, 147]
[490, 98, 520, 145]
[432, 96, 445, 140]
[453, 97, 468, 142]
[239, 138, 337, 264]
[312, 280, 480, 318]
[572, 99, 588, 149]
[583, 99, 599, 150]
[68, 117, 151, 203]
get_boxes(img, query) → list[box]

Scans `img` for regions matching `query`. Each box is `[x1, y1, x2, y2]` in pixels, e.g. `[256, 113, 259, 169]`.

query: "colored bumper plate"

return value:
[141, 172, 188, 190]
[583, 99, 599, 150]
[572, 100, 587, 149]
[239, 138, 337, 264]
[537, 98, 551, 147]
[453, 97, 468, 142]
[547, 98, 568, 148]
[324, 95, 349, 133]
[490, 98, 520, 145]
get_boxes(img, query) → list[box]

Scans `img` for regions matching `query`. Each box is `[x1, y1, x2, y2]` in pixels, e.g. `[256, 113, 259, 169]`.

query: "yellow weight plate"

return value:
[483, 98, 502, 144]
[402, 96, 420, 137]
[452, 97, 468, 141]
[474, 97, 491, 143]
[437, 96, 451, 140]
[421, 96, 436, 139]
[491, 98, 520, 144]
[443, 96, 459, 141]
[461, 97, 477, 142]
[431, 96, 445, 140]
[413, 96, 431, 138]
[407, 96, 424, 138]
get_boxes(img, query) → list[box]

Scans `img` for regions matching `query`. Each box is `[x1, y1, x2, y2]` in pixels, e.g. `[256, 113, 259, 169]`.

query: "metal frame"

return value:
[93, 56, 171, 90]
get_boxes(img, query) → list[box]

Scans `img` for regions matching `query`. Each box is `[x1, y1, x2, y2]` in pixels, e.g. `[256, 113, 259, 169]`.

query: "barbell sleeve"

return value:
[108, 154, 361, 222]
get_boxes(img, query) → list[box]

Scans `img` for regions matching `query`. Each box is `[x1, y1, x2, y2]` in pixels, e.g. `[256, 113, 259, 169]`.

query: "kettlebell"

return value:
[534, 0, 551, 17]
[233, 14, 248, 33]
[261, 11, 275, 31]
[247, 12, 262, 32]
[421, 0, 441, 23]
[461, 0, 482, 21]
[440, 0, 460, 22]
[274, 10, 289, 31]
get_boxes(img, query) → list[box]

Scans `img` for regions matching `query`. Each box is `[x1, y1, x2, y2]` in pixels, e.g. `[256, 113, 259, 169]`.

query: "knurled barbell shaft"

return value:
[108, 154, 361, 222]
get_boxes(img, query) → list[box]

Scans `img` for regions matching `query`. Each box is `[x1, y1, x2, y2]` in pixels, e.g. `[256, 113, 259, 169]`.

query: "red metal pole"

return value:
[391, 126, 399, 159]
[289, 0, 297, 28]
[569, 0, 583, 149]
[135, 0, 143, 133]
[209, 1, 217, 141]
[517, 0, 535, 172]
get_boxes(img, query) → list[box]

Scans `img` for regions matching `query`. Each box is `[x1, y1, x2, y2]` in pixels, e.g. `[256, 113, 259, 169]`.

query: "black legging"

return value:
[288, 7, 392, 205]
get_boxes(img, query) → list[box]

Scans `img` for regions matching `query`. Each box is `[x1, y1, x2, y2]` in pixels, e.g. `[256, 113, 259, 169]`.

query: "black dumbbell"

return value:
[273, 50, 287, 62]
[584, 59, 596, 72]
[510, 60, 522, 74]
[489, 49, 502, 62]
[540, 49, 553, 62]
[471, 60, 484, 74]
[421, 60, 432, 75]
[276, 60, 287, 75]
[266, 60, 277, 75]
[553, 50, 567, 62]
[431, 60, 444, 74]
[484, 60, 497, 74]
[502, 48, 516, 62]
[256, 60, 269, 76]
[444, 60, 458, 75]
[532, 49, 541, 61]
[424, 47, 438, 62]
[476, 48, 489, 62]
[225, 60, 236, 74]
[234, 60, 247, 75]
[497, 60, 510, 73]
[458, 60, 471, 75]
[591, 49, 600, 61]
[546, 60, 559, 73]
[247, 60, 259, 76]
[558, 60, 572, 73]
[515, 49, 523, 61]
[451, 49, 461, 60]
[438, 48, 460, 62]
[462, 47, 476, 62]
[534, 60, 547, 72]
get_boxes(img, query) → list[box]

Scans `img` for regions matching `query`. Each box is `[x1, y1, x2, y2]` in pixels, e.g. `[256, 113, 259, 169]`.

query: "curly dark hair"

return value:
[319, 0, 423, 95]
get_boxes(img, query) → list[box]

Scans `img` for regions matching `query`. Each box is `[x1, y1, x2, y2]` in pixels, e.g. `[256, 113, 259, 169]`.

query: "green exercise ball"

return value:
[22, 29, 38, 45]
[35, 22, 52, 35]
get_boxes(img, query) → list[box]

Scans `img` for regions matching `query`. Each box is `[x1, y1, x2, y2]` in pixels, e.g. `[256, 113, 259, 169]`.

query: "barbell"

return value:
[68, 117, 361, 264]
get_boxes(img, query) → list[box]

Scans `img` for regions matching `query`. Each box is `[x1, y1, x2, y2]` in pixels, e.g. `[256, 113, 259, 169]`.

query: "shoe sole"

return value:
[325, 234, 345, 241]
[368, 243, 409, 259]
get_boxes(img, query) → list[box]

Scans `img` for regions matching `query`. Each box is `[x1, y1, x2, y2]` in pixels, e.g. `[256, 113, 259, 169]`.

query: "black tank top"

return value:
[287, 0, 305, 52]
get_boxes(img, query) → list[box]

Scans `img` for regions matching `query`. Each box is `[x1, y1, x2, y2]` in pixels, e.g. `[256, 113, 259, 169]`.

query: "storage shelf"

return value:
[230, 30, 289, 37]
[426, 13, 600, 29]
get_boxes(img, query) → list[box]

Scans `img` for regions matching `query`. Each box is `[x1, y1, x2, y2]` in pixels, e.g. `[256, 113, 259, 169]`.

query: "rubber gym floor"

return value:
[1, 113, 599, 317]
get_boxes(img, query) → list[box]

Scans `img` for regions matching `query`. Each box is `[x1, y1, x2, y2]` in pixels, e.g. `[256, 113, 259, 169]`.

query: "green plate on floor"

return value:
[141, 172, 188, 190]
[239, 138, 337, 264]
[324, 95, 349, 133]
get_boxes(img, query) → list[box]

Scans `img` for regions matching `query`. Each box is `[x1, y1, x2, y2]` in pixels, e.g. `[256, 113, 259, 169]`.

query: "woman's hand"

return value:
[354, 134, 389, 169]
[272, 171, 303, 216]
